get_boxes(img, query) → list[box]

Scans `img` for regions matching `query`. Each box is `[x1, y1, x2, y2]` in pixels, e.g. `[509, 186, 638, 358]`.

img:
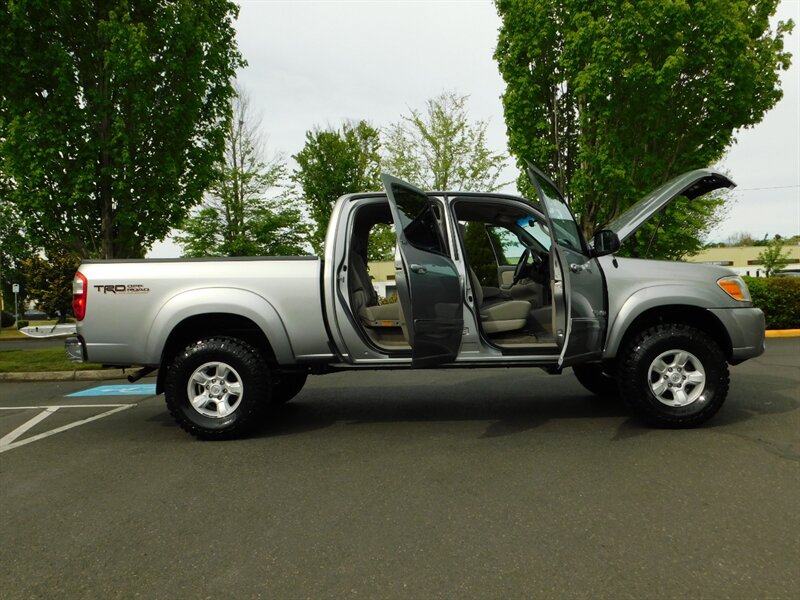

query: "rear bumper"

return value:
[64, 336, 86, 363]
[708, 307, 766, 363]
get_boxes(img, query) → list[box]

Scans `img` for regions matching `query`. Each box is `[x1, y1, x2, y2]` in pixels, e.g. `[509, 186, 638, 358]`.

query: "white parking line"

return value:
[0, 407, 61, 447]
[0, 404, 135, 453]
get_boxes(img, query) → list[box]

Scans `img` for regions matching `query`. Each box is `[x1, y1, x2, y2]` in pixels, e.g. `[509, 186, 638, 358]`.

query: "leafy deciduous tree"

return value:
[292, 121, 383, 255]
[757, 237, 791, 276]
[176, 87, 307, 257]
[0, 0, 243, 259]
[20, 253, 81, 321]
[383, 91, 507, 192]
[0, 192, 34, 312]
[494, 0, 793, 259]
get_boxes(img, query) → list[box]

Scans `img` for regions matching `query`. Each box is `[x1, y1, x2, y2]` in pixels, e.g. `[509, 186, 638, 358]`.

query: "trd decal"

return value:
[93, 284, 150, 294]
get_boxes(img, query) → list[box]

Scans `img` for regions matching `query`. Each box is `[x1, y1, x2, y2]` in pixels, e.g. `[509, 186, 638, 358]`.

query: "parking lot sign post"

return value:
[12, 283, 19, 323]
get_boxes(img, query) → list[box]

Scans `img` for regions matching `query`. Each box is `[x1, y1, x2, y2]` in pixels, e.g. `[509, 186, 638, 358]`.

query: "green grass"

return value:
[0, 346, 102, 373]
[0, 327, 27, 340]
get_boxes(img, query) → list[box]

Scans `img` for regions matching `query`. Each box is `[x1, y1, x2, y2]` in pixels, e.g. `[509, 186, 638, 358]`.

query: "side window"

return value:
[390, 183, 447, 255]
[463, 221, 502, 286]
[488, 226, 521, 265]
[487, 216, 550, 263]
[367, 223, 395, 262]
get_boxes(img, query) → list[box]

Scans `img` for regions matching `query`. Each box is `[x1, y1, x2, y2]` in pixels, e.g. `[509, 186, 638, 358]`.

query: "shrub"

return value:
[16, 320, 29, 329]
[1, 311, 15, 328]
[744, 277, 800, 329]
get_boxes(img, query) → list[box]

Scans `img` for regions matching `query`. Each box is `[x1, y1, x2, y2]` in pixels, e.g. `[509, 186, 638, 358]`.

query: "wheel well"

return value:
[616, 305, 733, 361]
[156, 313, 276, 394]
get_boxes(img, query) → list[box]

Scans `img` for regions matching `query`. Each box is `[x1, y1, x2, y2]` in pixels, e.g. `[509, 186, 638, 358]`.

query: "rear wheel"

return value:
[572, 363, 618, 398]
[164, 336, 271, 439]
[618, 324, 729, 428]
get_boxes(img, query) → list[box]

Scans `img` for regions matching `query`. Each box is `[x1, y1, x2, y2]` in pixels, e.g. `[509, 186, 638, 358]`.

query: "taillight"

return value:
[72, 271, 87, 321]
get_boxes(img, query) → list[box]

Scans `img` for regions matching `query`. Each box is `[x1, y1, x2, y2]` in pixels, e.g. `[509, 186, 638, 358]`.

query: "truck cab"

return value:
[327, 168, 760, 372]
[325, 171, 602, 370]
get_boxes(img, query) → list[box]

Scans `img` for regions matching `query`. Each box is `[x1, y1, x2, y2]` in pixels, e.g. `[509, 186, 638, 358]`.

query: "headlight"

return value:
[717, 276, 751, 302]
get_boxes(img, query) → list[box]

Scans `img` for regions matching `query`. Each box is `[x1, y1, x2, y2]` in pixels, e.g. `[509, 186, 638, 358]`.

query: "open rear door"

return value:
[381, 174, 463, 368]
[526, 165, 606, 368]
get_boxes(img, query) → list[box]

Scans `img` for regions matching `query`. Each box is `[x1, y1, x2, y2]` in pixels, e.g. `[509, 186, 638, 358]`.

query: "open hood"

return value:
[606, 169, 735, 243]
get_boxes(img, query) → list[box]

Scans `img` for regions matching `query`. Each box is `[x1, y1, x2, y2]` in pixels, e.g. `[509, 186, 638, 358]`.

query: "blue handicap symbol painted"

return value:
[66, 384, 157, 398]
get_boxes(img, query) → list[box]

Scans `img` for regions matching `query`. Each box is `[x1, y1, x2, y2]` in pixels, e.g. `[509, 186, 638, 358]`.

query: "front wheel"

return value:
[618, 324, 729, 428]
[164, 337, 271, 440]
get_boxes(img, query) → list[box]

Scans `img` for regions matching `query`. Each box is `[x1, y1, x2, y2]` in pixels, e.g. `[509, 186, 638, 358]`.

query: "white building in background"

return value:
[685, 244, 800, 277]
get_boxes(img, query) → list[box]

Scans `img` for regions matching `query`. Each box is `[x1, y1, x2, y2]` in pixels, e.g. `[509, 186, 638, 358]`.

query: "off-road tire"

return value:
[573, 363, 618, 398]
[618, 324, 729, 428]
[164, 336, 271, 440]
[272, 372, 308, 404]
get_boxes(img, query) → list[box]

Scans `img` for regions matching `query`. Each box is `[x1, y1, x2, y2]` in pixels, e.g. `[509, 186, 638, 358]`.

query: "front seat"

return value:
[468, 266, 530, 334]
[348, 252, 401, 327]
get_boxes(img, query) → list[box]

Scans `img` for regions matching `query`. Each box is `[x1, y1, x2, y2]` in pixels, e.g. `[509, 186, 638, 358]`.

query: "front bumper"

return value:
[708, 307, 766, 363]
[64, 336, 86, 363]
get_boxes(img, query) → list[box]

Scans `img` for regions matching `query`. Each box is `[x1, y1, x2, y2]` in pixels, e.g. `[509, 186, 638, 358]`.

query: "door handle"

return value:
[410, 264, 427, 274]
[569, 263, 585, 273]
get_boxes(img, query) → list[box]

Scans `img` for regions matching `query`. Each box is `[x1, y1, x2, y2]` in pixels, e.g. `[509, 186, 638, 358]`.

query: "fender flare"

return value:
[144, 287, 294, 365]
[604, 284, 727, 358]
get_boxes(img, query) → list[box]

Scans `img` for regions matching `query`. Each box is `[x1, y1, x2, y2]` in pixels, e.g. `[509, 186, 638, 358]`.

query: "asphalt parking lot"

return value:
[1, 338, 798, 599]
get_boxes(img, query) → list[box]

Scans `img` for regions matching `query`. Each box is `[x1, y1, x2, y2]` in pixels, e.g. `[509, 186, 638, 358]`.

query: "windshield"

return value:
[514, 216, 551, 251]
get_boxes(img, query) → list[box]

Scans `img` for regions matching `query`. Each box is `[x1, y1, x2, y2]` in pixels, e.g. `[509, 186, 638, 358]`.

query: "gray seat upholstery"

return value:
[349, 253, 401, 326]
[468, 266, 530, 334]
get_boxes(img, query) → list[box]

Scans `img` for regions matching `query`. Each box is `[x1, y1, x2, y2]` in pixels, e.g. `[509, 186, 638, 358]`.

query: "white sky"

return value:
[151, 0, 800, 257]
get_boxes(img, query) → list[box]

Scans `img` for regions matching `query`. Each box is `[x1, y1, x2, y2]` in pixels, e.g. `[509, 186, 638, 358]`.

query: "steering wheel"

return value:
[513, 248, 531, 284]
[513, 247, 545, 284]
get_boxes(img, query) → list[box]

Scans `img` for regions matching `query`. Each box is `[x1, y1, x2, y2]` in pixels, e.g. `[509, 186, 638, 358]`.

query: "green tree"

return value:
[0, 194, 34, 312]
[20, 253, 81, 321]
[757, 237, 791, 277]
[725, 232, 757, 247]
[176, 87, 307, 257]
[292, 120, 383, 254]
[0, 0, 243, 259]
[383, 91, 507, 192]
[494, 0, 793, 258]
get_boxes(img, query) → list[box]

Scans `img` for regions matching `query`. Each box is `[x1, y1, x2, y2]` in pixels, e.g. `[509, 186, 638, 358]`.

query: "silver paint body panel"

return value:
[76, 258, 330, 366]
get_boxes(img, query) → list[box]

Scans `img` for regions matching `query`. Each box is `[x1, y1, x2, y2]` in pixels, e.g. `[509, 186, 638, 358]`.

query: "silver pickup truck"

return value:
[66, 167, 765, 439]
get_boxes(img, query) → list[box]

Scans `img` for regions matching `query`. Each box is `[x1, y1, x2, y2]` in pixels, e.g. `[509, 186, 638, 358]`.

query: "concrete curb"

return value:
[0, 369, 132, 383]
[765, 329, 800, 338]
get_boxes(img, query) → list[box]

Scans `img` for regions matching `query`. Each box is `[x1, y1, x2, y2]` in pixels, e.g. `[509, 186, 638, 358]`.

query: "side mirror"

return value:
[592, 229, 620, 256]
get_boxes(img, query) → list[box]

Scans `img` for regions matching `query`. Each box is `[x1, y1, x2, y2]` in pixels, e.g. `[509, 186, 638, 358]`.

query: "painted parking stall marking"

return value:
[0, 404, 135, 453]
[66, 384, 157, 397]
[0, 383, 158, 453]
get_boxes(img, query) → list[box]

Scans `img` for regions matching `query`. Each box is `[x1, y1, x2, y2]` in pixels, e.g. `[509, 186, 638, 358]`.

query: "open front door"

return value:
[527, 166, 606, 368]
[381, 174, 463, 367]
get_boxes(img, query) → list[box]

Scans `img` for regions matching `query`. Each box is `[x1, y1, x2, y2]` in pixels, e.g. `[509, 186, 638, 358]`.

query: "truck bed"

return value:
[76, 256, 330, 366]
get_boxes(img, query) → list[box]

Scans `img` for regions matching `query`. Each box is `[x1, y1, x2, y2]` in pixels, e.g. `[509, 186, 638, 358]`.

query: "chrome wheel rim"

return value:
[186, 361, 244, 418]
[648, 349, 706, 407]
